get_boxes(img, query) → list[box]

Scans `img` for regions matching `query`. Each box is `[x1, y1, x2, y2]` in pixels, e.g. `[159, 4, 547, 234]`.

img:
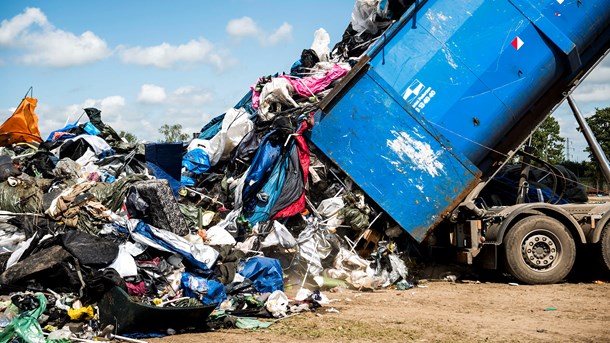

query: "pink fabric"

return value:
[250, 77, 263, 110]
[126, 281, 147, 296]
[281, 64, 349, 97]
[273, 116, 313, 219]
[52, 131, 72, 141]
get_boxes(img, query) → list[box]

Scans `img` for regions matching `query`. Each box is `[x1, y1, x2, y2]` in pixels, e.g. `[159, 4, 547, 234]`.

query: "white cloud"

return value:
[572, 84, 610, 103]
[172, 86, 213, 105]
[226, 16, 293, 46]
[118, 38, 226, 70]
[137, 84, 213, 106]
[0, 7, 49, 44]
[137, 84, 167, 104]
[267, 23, 293, 46]
[226, 17, 260, 38]
[0, 7, 111, 67]
[584, 66, 610, 84]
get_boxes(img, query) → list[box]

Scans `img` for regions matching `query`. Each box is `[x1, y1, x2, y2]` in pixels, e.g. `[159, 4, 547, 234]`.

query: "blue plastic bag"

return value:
[181, 272, 226, 306]
[239, 256, 284, 293]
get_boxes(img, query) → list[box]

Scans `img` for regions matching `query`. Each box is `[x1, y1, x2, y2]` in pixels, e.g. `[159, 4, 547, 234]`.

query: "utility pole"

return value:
[566, 138, 571, 161]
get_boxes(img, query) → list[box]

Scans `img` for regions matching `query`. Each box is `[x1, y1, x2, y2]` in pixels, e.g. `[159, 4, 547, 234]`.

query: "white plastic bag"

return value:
[106, 244, 138, 277]
[188, 107, 254, 166]
[311, 28, 330, 62]
[258, 78, 299, 121]
[265, 290, 289, 318]
[260, 221, 297, 249]
[190, 243, 220, 270]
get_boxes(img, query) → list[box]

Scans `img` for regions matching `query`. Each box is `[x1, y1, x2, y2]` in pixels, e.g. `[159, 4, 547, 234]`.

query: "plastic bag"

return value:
[188, 108, 254, 166]
[106, 244, 138, 278]
[260, 221, 297, 249]
[180, 272, 226, 305]
[265, 290, 289, 318]
[310, 28, 331, 62]
[190, 243, 220, 270]
[67, 305, 94, 321]
[0, 294, 47, 343]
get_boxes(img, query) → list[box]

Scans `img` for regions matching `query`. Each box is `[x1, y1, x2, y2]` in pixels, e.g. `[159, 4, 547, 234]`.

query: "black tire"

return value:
[504, 216, 576, 284]
[599, 224, 610, 273]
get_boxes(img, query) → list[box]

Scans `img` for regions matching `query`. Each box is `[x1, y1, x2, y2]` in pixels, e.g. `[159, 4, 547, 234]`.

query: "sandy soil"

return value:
[147, 269, 610, 343]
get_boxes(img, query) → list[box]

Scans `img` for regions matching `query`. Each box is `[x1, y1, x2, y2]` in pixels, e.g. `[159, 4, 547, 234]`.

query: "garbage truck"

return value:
[308, 0, 610, 284]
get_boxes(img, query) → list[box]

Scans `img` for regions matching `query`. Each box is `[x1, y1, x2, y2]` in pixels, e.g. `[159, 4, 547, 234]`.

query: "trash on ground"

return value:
[0, 0, 420, 339]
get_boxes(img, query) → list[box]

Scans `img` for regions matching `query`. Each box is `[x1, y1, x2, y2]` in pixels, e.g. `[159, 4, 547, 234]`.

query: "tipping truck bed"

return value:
[309, 0, 610, 242]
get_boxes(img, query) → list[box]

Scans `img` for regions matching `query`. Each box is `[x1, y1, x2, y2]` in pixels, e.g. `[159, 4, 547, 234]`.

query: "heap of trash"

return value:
[0, 0, 419, 341]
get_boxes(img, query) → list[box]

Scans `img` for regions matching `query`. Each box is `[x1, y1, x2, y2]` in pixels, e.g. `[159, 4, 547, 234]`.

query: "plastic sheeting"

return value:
[131, 220, 217, 273]
[106, 244, 138, 278]
[317, 197, 345, 231]
[311, 28, 331, 62]
[182, 148, 211, 175]
[258, 78, 299, 121]
[188, 107, 254, 167]
[296, 223, 333, 276]
[260, 221, 297, 249]
[239, 256, 284, 293]
[0, 294, 47, 343]
[351, 0, 393, 35]
[181, 272, 226, 305]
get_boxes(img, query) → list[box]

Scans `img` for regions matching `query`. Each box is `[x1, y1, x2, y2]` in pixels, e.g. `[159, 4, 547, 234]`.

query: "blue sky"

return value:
[0, 1, 354, 140]
[0, 1, 609, 162]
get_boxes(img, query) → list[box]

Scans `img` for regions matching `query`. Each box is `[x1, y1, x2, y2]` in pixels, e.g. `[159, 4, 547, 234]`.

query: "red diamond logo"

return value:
[511, 36, 524, 50]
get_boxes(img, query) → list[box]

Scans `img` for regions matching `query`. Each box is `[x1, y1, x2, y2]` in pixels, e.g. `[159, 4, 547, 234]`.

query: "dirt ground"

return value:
[148, 267, 610, 343]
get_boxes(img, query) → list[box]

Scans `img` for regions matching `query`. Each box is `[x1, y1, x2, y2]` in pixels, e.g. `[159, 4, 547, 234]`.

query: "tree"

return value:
[119, 130, 138, 144]
[159, 124, 190, 142]
[581, 107, 610, 191]
[530, 115, 565, 164]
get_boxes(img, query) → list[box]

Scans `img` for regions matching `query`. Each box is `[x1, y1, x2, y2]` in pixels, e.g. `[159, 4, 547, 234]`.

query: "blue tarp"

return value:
[182, 148, 211, 174]
[242, 131, 282, 207]
[233, 89, 257, 118]
[181, 148, 211, 186]
[197, 113, 225, 140]
[244, 143, 292, 224]
[133, 221, 211, 275]
[46, 123, 79, 141]
[181, 272, 226, 305]
[239, 256, 284, 293]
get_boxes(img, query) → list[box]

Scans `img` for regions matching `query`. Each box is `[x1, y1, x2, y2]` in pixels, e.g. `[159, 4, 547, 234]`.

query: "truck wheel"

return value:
[599, 224, 610, 272]
[504, 216, 576, 284]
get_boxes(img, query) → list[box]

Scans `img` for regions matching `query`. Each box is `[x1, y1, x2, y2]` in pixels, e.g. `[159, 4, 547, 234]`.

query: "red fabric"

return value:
[272, 117, 313, 219]
[126, 281, 147, 296]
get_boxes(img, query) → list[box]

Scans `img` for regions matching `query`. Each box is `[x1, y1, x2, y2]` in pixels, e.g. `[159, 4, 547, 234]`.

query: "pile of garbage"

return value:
[0, 0, 418, 341]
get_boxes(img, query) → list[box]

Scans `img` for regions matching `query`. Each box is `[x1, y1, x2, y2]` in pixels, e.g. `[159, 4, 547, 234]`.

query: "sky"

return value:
[0, 1, 609, 162]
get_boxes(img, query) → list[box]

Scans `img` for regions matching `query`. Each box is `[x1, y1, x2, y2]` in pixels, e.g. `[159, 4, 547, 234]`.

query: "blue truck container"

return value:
[309, 0, 610, 245]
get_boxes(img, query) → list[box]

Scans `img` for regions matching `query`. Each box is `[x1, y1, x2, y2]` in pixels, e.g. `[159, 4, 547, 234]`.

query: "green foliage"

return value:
[531, 115, 565, 164]
[581, 107, 610, 189]
[159, 124, 190, 143]
[119, 130, 138, 144]
[561, 160, 587, 178]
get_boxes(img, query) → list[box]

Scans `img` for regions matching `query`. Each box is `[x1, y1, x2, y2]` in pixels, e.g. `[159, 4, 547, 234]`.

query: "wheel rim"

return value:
[520, 229, 562, 272]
